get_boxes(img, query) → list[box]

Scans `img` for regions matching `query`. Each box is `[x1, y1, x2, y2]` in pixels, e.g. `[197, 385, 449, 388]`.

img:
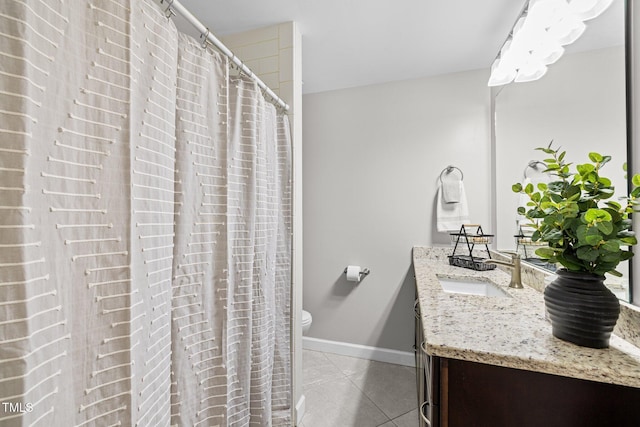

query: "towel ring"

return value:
[523, 161, 546, 179]
[439, 165, 463, 184]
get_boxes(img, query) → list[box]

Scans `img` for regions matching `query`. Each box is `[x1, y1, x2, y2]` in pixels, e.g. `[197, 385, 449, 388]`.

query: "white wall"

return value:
[302, 69, 492, 352]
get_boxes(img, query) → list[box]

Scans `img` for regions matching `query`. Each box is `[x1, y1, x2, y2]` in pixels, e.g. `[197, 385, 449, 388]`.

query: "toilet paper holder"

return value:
[343, 266, 370, 280]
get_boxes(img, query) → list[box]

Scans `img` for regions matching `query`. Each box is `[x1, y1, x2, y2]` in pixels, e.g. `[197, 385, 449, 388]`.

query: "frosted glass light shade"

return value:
[548, 14, 586, 45]
[498, 39, 527, 71]
[527, 0, 571, 28]
[568, 0, 614, 21]
[488, 57, 516, 86]
[486, 0, 608, 87]
[514, 61, 548, 82]
[531, 41, 565, 65]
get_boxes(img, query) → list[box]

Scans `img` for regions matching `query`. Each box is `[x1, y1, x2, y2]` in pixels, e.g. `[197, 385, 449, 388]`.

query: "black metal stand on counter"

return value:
[448, 224, 496, 271]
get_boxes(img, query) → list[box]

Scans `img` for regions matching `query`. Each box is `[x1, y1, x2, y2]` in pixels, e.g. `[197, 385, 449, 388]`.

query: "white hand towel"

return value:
[436, 181, 470, 232]
[442, 179, 461, 203]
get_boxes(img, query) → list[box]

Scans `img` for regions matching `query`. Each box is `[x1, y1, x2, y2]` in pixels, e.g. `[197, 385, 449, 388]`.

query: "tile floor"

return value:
[300, 349, 418, 427]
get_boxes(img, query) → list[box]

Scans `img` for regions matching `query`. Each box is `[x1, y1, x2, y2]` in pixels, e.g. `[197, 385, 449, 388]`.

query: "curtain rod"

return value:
[161, 0, 290, 111]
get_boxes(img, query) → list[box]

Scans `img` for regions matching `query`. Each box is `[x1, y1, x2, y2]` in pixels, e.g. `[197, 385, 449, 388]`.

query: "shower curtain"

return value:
[0, 1, 292, 426]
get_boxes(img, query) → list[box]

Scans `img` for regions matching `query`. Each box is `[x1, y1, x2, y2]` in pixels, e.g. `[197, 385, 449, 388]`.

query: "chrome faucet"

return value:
[483, 253, 523, 289]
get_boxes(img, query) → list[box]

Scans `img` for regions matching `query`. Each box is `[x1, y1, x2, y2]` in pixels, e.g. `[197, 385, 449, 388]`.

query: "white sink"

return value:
[438, 276, 510, 298]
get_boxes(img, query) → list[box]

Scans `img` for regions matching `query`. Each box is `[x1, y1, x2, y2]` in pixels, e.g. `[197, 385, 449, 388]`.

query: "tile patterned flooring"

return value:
[300, 349, 419, 427]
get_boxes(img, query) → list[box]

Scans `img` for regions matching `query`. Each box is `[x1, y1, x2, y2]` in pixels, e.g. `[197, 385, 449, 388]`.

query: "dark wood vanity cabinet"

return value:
[415, 300, 640, 427]
[427, 355, 640, 427]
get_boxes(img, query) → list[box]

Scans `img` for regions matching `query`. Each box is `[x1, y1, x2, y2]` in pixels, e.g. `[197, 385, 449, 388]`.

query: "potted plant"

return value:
[513, 142, 640, 348]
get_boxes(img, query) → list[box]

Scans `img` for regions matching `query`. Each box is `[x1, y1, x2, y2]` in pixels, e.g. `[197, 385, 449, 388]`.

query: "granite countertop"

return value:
[413, 246, 640, 389]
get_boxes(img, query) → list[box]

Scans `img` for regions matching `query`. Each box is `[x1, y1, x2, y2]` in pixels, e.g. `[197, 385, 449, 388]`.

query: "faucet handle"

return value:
[501, 250, 520, 260]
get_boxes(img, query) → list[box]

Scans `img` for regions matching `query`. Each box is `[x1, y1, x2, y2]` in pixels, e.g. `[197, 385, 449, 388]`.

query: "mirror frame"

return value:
[490, 0, 635, 304]
[629, 0, 639, 304]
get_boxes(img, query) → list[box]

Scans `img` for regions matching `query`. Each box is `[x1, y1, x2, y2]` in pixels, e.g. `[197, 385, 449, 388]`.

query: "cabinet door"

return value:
[442, 358, 640, 427]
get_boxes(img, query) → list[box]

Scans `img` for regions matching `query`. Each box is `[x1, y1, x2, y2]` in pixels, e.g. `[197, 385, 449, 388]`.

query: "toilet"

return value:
[302, 310, 312, 335]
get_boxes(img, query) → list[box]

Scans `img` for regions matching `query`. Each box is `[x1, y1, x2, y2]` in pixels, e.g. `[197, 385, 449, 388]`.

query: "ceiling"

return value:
[172, 0, 624, 94]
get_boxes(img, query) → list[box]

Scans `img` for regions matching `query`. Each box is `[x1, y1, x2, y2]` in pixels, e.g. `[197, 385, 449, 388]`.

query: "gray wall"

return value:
[494, 47, 626, 253]
[302, 69, 492, 352]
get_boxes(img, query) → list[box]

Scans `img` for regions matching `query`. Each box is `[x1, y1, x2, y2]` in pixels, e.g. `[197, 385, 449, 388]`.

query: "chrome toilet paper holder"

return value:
[343, 267, 370, 280]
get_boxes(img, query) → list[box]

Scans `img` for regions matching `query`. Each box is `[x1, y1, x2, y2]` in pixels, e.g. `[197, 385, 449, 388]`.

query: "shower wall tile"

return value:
[221, 23, 295, 103]
[242, 39, 279, 61]
[279, 23, 294, 49]
[279, 48, 294, 81]
[261, 56, 280, 74]
[222, 25, 279, 50]
[260, 72, 281, 91]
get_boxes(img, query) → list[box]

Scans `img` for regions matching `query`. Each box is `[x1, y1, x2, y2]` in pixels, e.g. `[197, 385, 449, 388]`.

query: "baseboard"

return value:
[295, 394, 305, 426]
[302, 336, 415, 367]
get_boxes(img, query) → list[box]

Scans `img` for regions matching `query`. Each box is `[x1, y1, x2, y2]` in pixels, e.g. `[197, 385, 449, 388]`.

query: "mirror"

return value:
[492, 1, 630, 301]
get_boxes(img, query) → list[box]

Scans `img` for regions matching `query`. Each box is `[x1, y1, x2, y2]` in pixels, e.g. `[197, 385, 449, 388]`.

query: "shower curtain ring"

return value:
[201, 28, 210, 49]
[164, 0, 176, 18]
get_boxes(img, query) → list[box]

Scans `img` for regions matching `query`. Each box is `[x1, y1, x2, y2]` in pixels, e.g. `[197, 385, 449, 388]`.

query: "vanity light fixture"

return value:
[487, 0, 613, 87]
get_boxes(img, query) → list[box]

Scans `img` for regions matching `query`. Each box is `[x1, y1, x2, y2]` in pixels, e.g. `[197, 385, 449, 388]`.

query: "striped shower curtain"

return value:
[0, 1, 292, 426]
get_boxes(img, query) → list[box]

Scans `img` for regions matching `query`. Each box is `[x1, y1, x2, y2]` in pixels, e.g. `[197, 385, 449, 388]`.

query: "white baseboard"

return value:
[295, 394, 305, 426]
[302, 336, 415, 367]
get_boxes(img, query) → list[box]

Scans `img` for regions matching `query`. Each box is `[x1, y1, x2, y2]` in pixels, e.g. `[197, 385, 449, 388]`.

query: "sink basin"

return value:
[438, 276, 510, 298]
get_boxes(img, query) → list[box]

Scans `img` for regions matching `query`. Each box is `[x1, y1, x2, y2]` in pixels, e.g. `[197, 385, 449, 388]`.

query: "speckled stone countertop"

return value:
[413, 246, 640, 389]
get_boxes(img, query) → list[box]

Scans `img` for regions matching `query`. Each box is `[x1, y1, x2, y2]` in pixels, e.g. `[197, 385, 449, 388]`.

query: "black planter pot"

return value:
[543, 269, 620, 349]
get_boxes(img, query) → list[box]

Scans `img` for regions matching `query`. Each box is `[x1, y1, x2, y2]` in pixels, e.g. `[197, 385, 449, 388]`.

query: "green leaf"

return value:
[556, 253, 584, 271]
[577, 164, 595, 176]
[576, 224, 588, 242]
[549, 193, 563, 203]
[632, 174, 640, 187]
[577, 246, 599, 262]
[603, 208, 621, 223]
[537, 182, 548, 191]
[558, 151, 566, 162]
[584, 209, 612, 223]
[547, 181, 565, 193]
[621, 236, 638, 245]
[597, 188, 615, 198]
[598, 177, 612, 187]
[606, 201, 622, 211]
[512, 183, 523, 193]
[601, 240, 621, 252]
[564, 185, 581, 200]
[600, 252, 620, 263]
[525, 183, 534, 194]
[535, 246, 556, 259]
[585, 234, 602, 245]
[620, 251, 635, 261]
[578, 224, 602, 246]
[542, 229, 563, 243]
[589, 152, 603, 162]
[596, 221, 614, 235]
